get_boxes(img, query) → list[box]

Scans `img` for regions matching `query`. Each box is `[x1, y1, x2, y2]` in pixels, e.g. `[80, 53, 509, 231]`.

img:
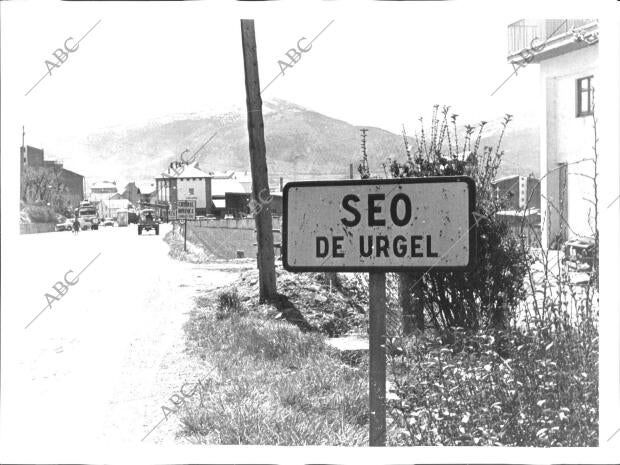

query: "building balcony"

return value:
[507, 19, 598, 64]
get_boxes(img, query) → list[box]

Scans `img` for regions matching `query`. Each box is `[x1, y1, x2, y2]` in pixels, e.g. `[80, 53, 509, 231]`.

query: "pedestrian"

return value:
[73, 217, 80, 235]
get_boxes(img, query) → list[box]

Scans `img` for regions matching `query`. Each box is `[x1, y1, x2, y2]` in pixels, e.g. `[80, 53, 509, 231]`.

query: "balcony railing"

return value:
[508, 19, 596, 56]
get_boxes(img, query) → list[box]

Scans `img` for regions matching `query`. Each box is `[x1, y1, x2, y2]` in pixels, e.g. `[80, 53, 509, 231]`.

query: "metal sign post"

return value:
[175, 200, 196, 253]
[282, 177, 476, 446]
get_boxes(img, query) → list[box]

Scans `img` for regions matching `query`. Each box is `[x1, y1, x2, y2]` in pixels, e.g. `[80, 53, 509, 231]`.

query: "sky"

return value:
[0, 0, 606, 180]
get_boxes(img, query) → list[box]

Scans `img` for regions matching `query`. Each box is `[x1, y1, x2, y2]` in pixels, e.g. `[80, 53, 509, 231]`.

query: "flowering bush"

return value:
[388, 326, 598, 446]
[362, 106, 528, 330]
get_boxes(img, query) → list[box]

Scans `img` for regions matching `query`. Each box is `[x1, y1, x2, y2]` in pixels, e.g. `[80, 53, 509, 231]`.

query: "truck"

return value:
[138, 208, 159, 235]
[75, 200, 100, 230]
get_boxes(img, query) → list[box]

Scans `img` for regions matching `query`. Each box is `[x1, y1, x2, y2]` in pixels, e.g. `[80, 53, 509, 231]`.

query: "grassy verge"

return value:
[164, 228, 216, 264]
[179, 288, 369, 445]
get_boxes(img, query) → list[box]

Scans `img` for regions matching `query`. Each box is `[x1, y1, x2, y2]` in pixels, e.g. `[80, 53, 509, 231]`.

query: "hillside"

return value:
[78, 99, 539, 185]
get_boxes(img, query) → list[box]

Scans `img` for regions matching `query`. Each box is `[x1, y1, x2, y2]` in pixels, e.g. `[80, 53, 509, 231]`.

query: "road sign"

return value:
[283, 175, 476, 446]
[283, 177, 476, 272]
[176, 200, 196, 220]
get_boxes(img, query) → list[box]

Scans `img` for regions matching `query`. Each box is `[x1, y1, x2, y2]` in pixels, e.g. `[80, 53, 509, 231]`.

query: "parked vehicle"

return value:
[562, 236, 596, 272]
[116, 209, 129, 227]
[102, 217, 115, 227]
[138, 209, 159, 235]
[76, 201, 100, 230]
[224, 214, 234, 220]
[55, 217, 73, 232]
[128, 211, 139, 224]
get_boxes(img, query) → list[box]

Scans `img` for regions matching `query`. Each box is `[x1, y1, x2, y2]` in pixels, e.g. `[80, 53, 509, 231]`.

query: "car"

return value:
[224, 214, 234, 220]
[102, 217, 115, 227]
[138, 209, 159, 235]
[55, 217, 73, 232]
[206, 214, 217, 220]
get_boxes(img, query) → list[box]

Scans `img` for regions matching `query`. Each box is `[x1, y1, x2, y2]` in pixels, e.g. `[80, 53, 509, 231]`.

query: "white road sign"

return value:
[283, 177, 476, 271]
[176, 200, 196, 220]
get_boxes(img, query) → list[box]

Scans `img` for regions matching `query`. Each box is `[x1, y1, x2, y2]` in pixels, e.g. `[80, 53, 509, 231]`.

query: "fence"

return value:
[191, 216, 282, 231]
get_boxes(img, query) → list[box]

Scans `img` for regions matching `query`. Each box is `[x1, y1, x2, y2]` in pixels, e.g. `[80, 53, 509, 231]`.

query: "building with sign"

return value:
[155, 163, 213, 216]
[507, 19, 598, 248]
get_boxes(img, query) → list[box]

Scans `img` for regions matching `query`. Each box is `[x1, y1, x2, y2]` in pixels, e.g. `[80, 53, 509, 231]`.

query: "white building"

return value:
[88, 180, 118, 203]
[106, 198, 131, 219]
[508, 19, 598, 249]
[155, 163, 213, 216]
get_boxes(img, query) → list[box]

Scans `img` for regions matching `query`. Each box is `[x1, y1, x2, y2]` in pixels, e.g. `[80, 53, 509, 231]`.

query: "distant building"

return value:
[60, 168, 86, 208]
[224, 191, 283, 218]
[89, 181, 118, 200]
[155, 164, 213, 216]
[507, 19, 598, 248]
[20, 144, 44, 171]
[121, 182, 141, 204]
[88, 181, 119, 217]
[211, 176, 250, 217]
[20, 143, 84, 210]
[492, 174, 540, 211]
[136, 181, 157, 205]
[106, 198, 131, 219]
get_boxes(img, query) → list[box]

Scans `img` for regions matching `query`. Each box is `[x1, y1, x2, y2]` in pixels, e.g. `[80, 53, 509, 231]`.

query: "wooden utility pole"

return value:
[241, 19, 277, 302]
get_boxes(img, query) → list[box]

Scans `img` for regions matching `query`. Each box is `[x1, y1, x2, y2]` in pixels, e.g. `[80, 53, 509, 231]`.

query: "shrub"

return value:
[388, 326, 598, 446]
[21, 202, 57, 223]
[362, 107, 528, 331]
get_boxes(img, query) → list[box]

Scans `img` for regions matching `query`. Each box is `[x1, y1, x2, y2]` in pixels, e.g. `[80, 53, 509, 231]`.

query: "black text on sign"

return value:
[282, 177, 476, 272]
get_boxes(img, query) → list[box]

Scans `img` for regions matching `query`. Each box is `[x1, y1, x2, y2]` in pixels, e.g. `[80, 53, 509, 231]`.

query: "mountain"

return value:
[77, 99, 539, 187]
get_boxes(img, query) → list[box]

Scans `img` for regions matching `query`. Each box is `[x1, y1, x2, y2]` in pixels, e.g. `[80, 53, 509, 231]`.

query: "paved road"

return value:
[1, 224, 245, 461]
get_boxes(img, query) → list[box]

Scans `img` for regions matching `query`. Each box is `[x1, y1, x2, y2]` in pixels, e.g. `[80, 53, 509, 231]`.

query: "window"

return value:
[189, 188, 195, 195]
[576, 76, 594, 117]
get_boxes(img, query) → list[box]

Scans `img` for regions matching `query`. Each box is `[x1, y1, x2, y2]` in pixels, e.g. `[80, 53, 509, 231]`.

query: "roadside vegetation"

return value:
[380, 106, 598, 446]
[180, 288, 368, 445]
[21, 165, 75, 222]
[164, 228, 216, 263]
[174, 105, 598, 446]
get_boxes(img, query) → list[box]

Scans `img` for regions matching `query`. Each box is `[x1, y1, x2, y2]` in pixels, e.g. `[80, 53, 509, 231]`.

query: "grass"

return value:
[181, 288, 369, 445]
[164, 229, 214, 264]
